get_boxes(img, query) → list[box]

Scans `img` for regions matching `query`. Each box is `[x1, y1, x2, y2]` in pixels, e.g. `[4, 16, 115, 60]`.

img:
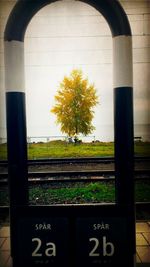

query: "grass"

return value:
[135, 181, 150, 202]
[134, 141, 150, 157]
[29, 182, 115, 205]
[29, 181, 150, 205]
[0, 140, 150, 159]
[1, 181, 150, 206]
[0, 143, 7, 160]
[27, 141, 115, 159]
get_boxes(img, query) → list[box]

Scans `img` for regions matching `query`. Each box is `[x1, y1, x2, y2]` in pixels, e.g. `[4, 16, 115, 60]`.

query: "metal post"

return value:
[4, 40, 28, 258]
[113, 35, 136, 265]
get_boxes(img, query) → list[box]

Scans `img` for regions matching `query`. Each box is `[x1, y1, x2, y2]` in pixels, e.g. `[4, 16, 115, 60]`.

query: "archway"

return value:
[5, 0, 133, 205]
[4, 0, 134, 207]
[4, 1, 135, 266]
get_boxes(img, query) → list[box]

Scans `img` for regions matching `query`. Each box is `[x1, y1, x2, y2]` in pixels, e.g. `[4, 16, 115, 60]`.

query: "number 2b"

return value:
[32, 238, 56, 257]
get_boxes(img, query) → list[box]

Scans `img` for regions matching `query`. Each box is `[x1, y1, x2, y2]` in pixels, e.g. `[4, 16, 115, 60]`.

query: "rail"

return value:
[0, 169, 150, 185]
[0, 156, 149, 185]
[0, 156, 150, 167]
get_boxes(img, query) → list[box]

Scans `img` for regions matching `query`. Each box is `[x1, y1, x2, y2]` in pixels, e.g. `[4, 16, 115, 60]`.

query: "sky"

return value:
[0, 0, 150, 142]
[25, 1, 114, 141]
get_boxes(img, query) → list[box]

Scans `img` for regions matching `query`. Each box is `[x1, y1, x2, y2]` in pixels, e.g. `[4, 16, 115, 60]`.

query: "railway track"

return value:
[0, 156, 150, 185]
[0, 157, 149, 222]
[0, 169, 150, 186]
[0, 157, 115, 166]
[0, 156, 150, 167]
[0, 157, 149, 218]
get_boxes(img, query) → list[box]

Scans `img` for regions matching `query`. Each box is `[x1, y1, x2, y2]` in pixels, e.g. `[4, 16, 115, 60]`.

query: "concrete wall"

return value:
[0, 0, 150, 141]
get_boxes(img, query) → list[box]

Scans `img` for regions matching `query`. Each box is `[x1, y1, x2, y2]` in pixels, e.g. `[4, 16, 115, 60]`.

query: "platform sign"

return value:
[76, 217, 131, 267]
[14, 217, 69, 267]
[12, 205, 135, 267]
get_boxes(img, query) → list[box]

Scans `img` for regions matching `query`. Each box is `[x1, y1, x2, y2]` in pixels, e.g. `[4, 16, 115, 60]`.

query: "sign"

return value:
[12, 205, 135, 267]
[14, 217, 69, 267]
[76, 217, 131, 267]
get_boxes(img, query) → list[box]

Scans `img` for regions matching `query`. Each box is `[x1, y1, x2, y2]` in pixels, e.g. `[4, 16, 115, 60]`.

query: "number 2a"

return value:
[32, 238, 56, 257]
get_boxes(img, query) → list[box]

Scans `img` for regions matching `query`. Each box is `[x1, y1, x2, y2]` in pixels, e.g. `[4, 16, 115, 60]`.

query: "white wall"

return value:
[0, 0, 150, 141]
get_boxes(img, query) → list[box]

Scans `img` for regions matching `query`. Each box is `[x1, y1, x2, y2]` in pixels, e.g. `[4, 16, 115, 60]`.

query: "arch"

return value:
[4, 0, 134, 209]
[4, 0, 131, 41]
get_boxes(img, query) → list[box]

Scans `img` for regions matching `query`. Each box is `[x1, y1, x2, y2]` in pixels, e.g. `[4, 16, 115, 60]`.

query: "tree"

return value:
[51, 69, 99, 137]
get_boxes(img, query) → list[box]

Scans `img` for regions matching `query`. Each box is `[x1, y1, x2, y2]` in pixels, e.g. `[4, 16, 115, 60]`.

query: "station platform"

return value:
[0, 221, 150, 267]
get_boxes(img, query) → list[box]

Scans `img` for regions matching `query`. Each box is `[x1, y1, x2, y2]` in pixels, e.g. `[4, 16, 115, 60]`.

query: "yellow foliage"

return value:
[51, 69, 99, 136]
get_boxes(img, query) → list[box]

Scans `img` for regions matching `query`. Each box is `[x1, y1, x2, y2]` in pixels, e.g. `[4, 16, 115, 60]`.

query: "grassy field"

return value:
[0, 140, 150, 159]
[27, 141, 114, 159]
